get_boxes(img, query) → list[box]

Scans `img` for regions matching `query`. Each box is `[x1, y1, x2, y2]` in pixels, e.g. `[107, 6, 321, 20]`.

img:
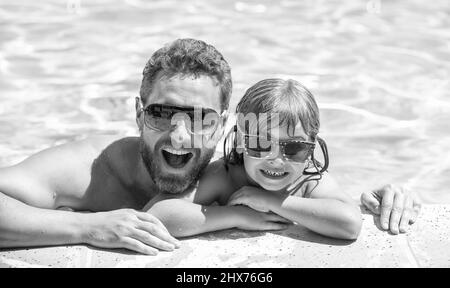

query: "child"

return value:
[148, 78, 362, 240]
[223, 78, 362, 239]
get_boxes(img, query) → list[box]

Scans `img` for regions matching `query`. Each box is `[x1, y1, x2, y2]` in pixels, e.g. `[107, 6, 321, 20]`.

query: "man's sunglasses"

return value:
[243, 134, 316, 163]
[141, 103, 225, 135]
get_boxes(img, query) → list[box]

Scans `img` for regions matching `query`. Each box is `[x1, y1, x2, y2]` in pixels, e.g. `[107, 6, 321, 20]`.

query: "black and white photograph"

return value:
[0, 0, 448, 269]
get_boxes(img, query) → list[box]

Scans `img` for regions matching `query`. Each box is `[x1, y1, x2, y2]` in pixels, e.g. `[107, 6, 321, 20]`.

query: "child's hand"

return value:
[361, 184, 421, 234]
[233, 205, 291, 231]
[227, 186, 285, 213]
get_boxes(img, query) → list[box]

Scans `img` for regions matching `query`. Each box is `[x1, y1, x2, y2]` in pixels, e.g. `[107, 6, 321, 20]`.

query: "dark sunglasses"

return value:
[243, 134, 315, 163]
[141, 103, 226, 135]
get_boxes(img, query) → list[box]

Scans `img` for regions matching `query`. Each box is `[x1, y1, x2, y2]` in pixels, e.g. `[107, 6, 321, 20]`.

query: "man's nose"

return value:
[169, 120, 191, 149]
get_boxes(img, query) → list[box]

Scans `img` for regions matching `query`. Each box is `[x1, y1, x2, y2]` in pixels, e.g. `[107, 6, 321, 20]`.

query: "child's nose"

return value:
[267, 156, 285, 168]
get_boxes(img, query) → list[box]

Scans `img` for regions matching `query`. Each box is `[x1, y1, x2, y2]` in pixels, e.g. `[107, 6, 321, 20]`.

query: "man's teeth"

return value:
[163, 147, 190, 155]
[262, 170, 286, 177]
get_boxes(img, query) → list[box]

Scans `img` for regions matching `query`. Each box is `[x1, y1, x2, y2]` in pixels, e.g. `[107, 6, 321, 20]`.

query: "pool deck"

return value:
[0, 204, 449, 268]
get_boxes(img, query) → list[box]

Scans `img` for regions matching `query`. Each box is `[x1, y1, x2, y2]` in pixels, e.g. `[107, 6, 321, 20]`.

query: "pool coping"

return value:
[0, 204, 449, 268]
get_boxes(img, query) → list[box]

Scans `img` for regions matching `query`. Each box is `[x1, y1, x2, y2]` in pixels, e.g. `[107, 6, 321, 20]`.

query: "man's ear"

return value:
[235, 128, 244, 154]
[204, 113, 227, 148]
[135, 97, 144, 132]
[222, 111, 229, 124]
[219, 110, 229, 133]
[215, 110, 230, 141]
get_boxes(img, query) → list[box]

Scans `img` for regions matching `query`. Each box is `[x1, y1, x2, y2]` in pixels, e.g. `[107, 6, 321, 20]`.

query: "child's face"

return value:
[243, 121, 309, 192]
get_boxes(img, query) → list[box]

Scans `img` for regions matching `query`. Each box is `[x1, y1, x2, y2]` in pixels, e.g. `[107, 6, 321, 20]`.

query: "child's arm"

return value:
[144, 161, 289, 237]
[228, 174, 362, 240]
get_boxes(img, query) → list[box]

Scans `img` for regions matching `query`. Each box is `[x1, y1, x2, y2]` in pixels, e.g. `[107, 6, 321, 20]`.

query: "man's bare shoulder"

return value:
[5, 135, 140, 192]
[81, 135, 132, 155]
[306, 172, 338, 192]
[11, 135, 125, 169]
[0, 135, 138, 209]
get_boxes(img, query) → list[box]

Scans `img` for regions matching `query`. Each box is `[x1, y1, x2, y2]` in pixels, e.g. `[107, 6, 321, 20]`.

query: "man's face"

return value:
[137, 73, 224, 194]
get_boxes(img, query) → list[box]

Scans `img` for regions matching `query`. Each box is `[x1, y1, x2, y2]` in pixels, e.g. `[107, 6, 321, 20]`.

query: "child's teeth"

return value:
[264, 170, 285, 176]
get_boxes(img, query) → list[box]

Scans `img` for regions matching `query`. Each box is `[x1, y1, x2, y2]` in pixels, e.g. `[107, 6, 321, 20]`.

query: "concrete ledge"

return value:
[1, 204, 449, 268]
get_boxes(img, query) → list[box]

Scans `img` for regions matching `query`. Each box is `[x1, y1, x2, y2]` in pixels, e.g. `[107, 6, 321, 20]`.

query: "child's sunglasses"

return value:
[141, 103, 225, 135]
[243, 134, 316, 163]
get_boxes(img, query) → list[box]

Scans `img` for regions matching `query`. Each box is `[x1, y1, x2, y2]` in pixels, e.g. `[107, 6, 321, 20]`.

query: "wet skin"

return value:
[0, 74, 223, 212]
[0, 73, 225, 253]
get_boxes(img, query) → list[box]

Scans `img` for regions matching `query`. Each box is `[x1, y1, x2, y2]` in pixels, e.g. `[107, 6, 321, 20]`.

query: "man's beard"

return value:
[139, 137, 215, 194]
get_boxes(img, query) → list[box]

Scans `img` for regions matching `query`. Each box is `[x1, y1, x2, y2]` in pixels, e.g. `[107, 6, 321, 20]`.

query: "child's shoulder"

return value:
[194, 159, 235, 203]
[303, 172, 340, 198]
[197, 159, 249, 205]
[201, 159, 247, 184]
[200, 158, 228, 180]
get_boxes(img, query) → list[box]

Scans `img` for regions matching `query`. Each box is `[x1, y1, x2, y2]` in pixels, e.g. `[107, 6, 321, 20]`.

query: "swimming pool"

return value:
[0, 0, 449, 203]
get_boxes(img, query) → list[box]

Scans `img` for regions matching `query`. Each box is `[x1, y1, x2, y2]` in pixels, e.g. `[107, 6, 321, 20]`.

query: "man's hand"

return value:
[233, 205, 292, 231]
[227, 186, 285, 213]
[82, 209, 181, 255]
[361, 184, 421, 234]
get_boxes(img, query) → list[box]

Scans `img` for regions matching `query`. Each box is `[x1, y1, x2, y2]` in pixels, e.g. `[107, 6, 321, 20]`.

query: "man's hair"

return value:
[236, 78, 320, 140]
[140, 38, 232, 111]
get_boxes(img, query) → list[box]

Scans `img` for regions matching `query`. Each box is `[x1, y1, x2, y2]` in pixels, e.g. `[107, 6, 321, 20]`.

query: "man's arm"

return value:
[0, 192, 85, 247]
[147, 199, 290, 237]
[0, 157, 89, 247]
[0, 139, 179, 254]
[0, 190, 178, 254]
[145, 161, 290, 237]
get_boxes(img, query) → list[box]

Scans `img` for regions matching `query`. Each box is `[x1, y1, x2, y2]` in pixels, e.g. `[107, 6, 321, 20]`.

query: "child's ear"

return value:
[135, 97, 144, 132]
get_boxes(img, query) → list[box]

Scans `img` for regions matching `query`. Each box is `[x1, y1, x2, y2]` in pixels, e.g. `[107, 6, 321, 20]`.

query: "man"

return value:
[0, 39, 420, 255]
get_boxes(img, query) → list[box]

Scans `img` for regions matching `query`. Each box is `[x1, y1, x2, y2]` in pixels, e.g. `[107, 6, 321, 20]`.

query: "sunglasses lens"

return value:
[283, 142, 313, 162]
[196, 110, 220, 135]
[145, 106, 172, 131]
[245, 135, 272, 158]
[144, 104, 221, 135]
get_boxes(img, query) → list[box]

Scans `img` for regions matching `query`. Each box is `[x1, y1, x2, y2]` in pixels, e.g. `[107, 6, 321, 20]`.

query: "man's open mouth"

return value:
[161, 147, 194, 169]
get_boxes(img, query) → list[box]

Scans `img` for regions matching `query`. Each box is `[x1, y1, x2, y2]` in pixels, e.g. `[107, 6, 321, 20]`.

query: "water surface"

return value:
[0, 0, 449, 203]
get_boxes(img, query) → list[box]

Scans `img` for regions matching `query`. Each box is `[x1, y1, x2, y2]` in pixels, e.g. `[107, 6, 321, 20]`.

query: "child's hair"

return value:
[224, 78, 321, 166]
[236, 78, 320, 139]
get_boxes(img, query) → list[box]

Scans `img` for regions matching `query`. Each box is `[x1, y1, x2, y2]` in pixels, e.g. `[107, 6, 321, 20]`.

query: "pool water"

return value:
[0, 0, 449, 203]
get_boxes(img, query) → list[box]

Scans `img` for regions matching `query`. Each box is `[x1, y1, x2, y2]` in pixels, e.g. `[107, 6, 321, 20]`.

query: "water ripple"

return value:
[0, 0, 449, 203]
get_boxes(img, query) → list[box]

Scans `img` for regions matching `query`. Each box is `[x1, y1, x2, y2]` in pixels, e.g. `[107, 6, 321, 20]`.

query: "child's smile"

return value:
[260, 169, 289, 178]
